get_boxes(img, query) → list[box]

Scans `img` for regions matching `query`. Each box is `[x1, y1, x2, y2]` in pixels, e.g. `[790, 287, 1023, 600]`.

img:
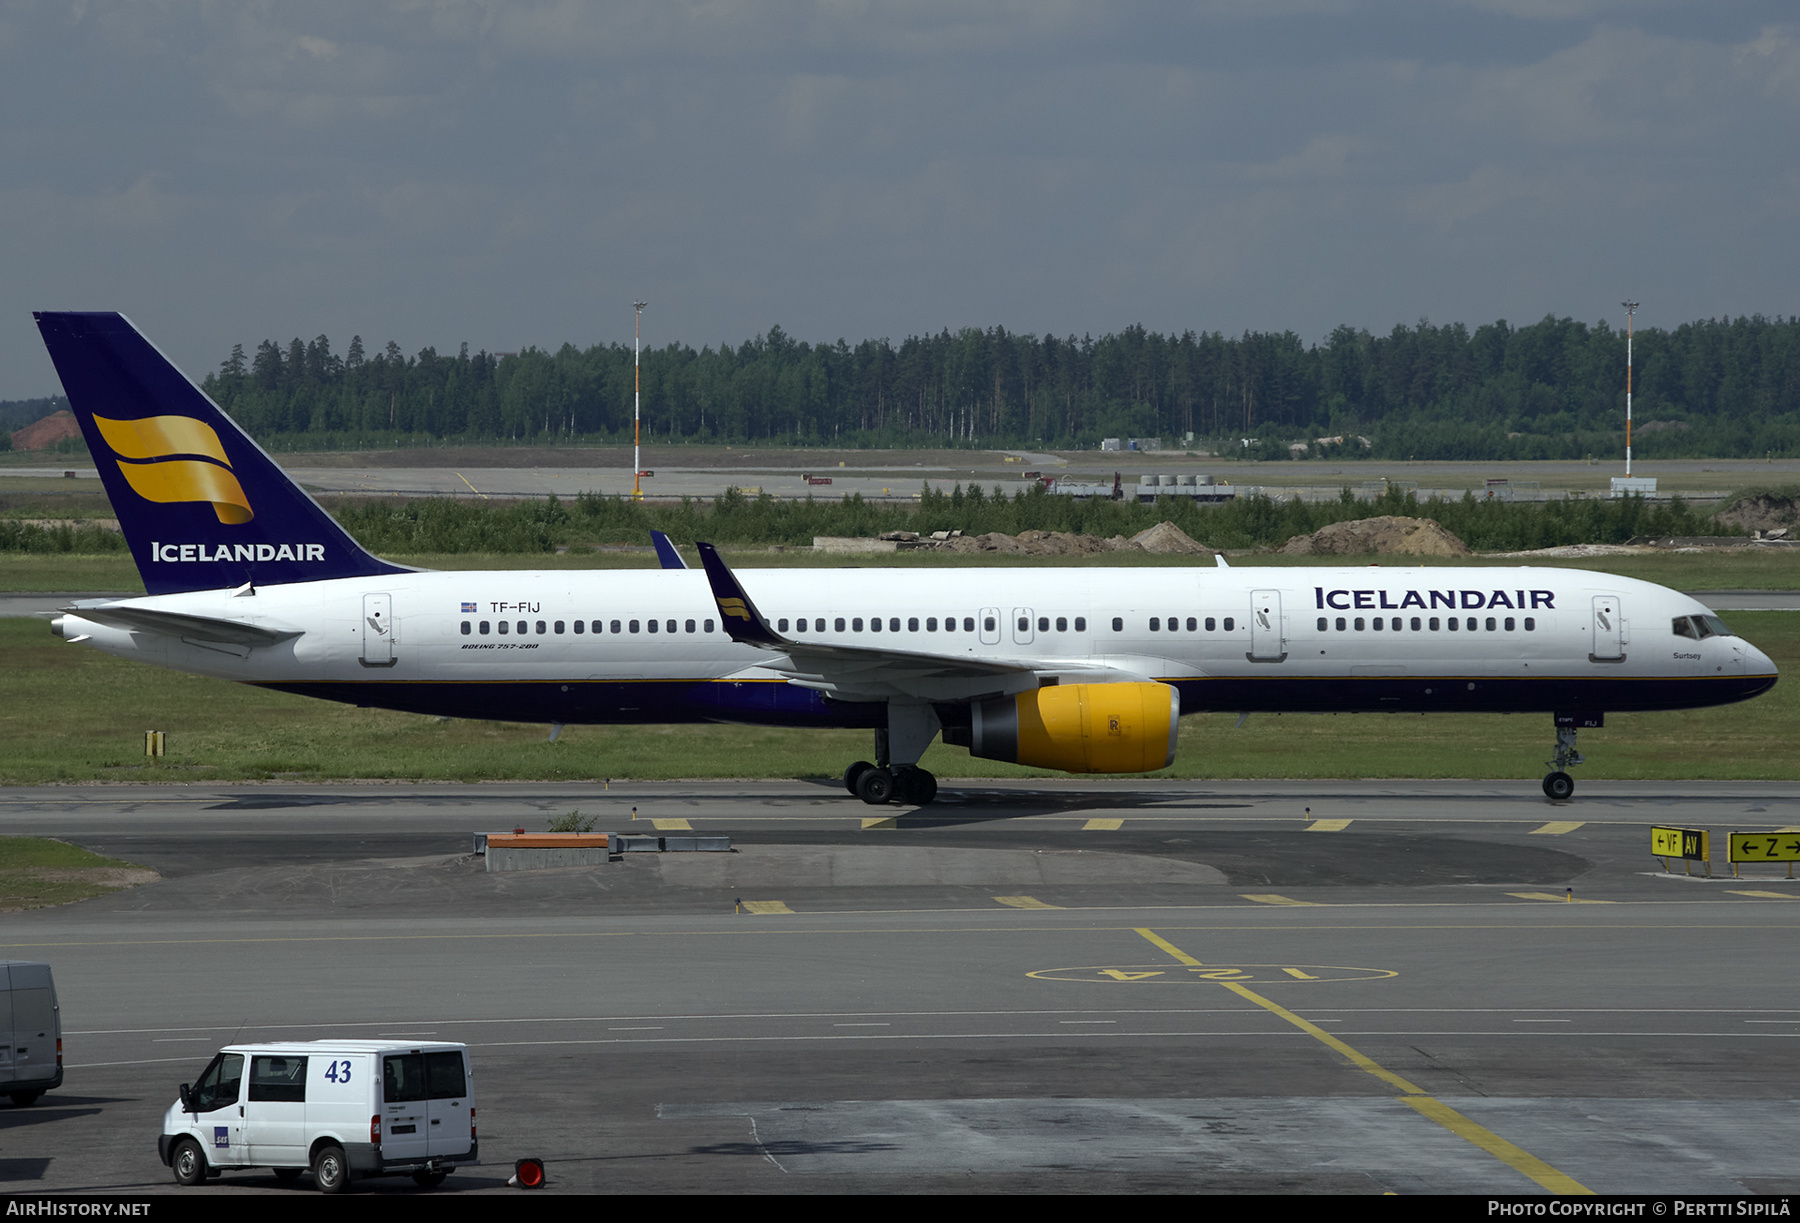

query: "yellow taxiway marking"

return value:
[861, 817, 897, 830]
[740, 901, 793, 915]
[1507, 892, 1612, 904]
[1083, 818, 1124, 831]
[1306, 819, 1352, 832]
[1132, 928, 1203, 967]
[455, 471, 486, 498]
[1133, 928, 1592, 1195]
[1529, 821, 1585, 835]
[651, 819, 692, 831]
[993, 896, 1061, 910]
[1240, 894, 1321, 906]
[1728, 890, 1799, 900]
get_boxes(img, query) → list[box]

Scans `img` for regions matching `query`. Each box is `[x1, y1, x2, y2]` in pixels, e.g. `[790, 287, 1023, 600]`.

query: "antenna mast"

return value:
[1621, 300, 1638, 478]
[632, 300, 648, 500]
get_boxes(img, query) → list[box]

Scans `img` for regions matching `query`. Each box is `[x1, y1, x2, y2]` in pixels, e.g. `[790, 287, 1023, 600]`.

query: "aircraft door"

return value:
[1591, 595, 1624, 661]
[980, 607, 1001, 645]
[361, 593, 397, 667]
[1012, 607, 1035, 645]
[1249, 590, 1286, 662]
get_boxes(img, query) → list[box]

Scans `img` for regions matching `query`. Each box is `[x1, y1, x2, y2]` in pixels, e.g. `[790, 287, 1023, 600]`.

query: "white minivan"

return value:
[1, 961, 62, 1107]
[159, 1041, 477, 1192]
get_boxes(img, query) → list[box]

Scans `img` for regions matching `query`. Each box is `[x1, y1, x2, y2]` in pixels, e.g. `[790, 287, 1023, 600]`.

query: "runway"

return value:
[1, 780, 1798, 1195]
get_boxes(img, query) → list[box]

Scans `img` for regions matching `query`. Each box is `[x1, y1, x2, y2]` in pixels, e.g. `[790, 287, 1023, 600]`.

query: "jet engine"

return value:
[967, 682, 1179, 773]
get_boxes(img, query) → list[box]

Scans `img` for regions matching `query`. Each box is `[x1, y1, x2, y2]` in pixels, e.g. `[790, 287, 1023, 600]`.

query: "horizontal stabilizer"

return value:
[64, 601, 303, 647]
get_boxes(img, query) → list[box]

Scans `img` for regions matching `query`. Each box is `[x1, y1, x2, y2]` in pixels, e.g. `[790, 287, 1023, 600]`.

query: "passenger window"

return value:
[554, 621, 564, 634]
[1223, 618, 1234, 631]
[1410, 617, 1421, 631]
[966, 618, 976, 632]
[1354, 618, 1365, 631]
[853, 618, 864, 632]
[1505, 617, 1515, 631]
[1149, 618, 1160, 631]
[1335, 617, 1346, 631]
[890, 618, 900, 632]
[189, 1053, 244, 1113]
[1524, 617, 1535, 631]
[610, 620, 622, 634]
[460, 621, 470, 636]
[835, 618, 846, 632]
[517, 621, 527, 634]
[666, 620, 676, 634]
[647, 620, 658, 634]
[1056, 617, 1067, 632]
[1185, 617, 1196, 631]
[479, 621, 490, 635]
[1112, 617, 1123, 632]
[778, 619, 789, 632]
[704, 619, 715, 633]
[629, 620, 640, 634]
[983, 616, 995, 632]
[249, 1055, 308, 1103]
[1205, 617, 1216, 632]
[1074, 617, 1086, 631]
[909, 618, 920, 631]
[498, 621, 509, 635]
[1038, 617, 1048, 632]
[1429, 617, 1440, 631]
[1372, 618, 1383, 630]
[1447, 618, 1458, 631]
[573, 621, 584, 634]
[926, 617, 938, 631]
[1485, 617, 1496, 631]
[685, 619, 696, 633]
[870, 617, 881, 633]
[1318, 617, 1328, 631]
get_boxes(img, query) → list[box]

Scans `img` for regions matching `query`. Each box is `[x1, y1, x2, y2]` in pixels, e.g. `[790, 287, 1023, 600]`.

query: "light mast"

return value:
[632, 300, 648, 500]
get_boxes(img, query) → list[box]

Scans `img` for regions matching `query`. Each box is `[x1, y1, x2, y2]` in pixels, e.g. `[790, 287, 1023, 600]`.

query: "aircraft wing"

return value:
[62, 600, 304, 648]
[694, 542, 1154, 701]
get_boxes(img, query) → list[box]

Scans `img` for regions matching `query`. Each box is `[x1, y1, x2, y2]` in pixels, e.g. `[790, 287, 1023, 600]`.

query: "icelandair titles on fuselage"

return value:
[1316, 586, 1557, 611]
[151, 541, 327, 563]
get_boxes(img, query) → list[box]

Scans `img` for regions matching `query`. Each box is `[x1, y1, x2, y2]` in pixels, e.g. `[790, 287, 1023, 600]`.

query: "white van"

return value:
[159, 1041, 477, 1192]
[0, 961, 62, 1107]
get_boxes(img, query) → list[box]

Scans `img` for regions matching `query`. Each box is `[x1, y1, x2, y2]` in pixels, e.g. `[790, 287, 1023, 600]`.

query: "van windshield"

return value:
[190, 1053, 244, 1113]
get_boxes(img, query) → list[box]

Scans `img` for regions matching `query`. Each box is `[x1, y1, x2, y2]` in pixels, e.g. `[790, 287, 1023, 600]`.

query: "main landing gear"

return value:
[844, 760, 938, 807]
[1542, 721, 1585, 801]
[845, 707, 942, 807]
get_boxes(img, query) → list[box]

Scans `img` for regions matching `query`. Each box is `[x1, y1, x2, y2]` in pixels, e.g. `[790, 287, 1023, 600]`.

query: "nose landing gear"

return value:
[1542, 718, 1590, 800]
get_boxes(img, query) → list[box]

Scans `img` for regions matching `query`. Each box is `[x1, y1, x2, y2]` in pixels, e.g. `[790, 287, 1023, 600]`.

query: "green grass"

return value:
[0, 611, 1792, 785]
[0, 836, 153, 911]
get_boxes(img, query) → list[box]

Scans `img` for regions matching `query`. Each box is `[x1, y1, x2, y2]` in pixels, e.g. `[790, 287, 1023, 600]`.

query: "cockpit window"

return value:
[1699, 614, 1735, 638]
[1675, 614, 1736, 640]
[1673, 617, 1699, 640]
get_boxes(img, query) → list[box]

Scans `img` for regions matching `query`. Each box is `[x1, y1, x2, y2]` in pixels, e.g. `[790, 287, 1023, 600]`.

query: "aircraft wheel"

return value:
[844, 760, 875, 796]
[896, 769, 938, 807]
[1543, 772, 1574, 801]
[856, 767, 895, 805]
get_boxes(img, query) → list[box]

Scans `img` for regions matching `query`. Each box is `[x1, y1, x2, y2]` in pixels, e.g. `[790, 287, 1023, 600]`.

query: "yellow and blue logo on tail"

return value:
[92, 414, 253, 525]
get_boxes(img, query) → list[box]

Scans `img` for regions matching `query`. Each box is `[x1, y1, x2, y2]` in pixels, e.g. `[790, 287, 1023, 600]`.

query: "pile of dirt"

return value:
[935, 521, 1212, 557]
[1715, 492, 1800, 535]
[1279, 515, 1471, 557]
[9, 410, 81, 452]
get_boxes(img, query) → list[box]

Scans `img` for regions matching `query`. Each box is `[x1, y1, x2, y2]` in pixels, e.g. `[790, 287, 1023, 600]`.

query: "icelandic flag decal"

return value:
[461, 602, 477, 613]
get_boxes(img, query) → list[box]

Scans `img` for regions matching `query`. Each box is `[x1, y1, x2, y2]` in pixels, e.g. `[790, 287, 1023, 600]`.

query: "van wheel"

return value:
[8, 1092, 41, 1107]
[312, 1144, 350, 1194]
[412, 1171, 448, 1188]
[172, 1139, 207, 1187]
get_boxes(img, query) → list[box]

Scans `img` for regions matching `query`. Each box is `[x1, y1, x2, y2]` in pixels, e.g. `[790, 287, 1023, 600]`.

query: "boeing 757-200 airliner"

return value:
[36, 312, 1777, 805]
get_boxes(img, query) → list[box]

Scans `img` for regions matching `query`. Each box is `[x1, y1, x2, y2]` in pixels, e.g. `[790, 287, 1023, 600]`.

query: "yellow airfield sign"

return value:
[1651, 827, 1708, 861]
[1728, 833, 1800, 863]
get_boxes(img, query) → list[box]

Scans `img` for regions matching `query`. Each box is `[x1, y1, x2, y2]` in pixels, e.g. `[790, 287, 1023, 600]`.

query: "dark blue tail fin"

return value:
[35, 312, 410, 594]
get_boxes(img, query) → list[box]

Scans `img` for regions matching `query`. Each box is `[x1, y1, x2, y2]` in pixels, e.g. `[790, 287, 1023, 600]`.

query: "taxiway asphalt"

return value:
[0, 779, 1797, 1195]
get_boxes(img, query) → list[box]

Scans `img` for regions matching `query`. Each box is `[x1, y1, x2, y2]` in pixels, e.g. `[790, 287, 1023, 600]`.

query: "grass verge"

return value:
[0, 837, 158, 911]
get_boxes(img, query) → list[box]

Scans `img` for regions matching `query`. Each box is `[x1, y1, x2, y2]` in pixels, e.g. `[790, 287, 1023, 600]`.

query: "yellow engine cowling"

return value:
[969, 682, 1180, 774]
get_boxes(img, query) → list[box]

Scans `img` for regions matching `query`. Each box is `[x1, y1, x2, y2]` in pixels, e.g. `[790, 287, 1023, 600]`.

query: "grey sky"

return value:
[2, 1, 1795, 397]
